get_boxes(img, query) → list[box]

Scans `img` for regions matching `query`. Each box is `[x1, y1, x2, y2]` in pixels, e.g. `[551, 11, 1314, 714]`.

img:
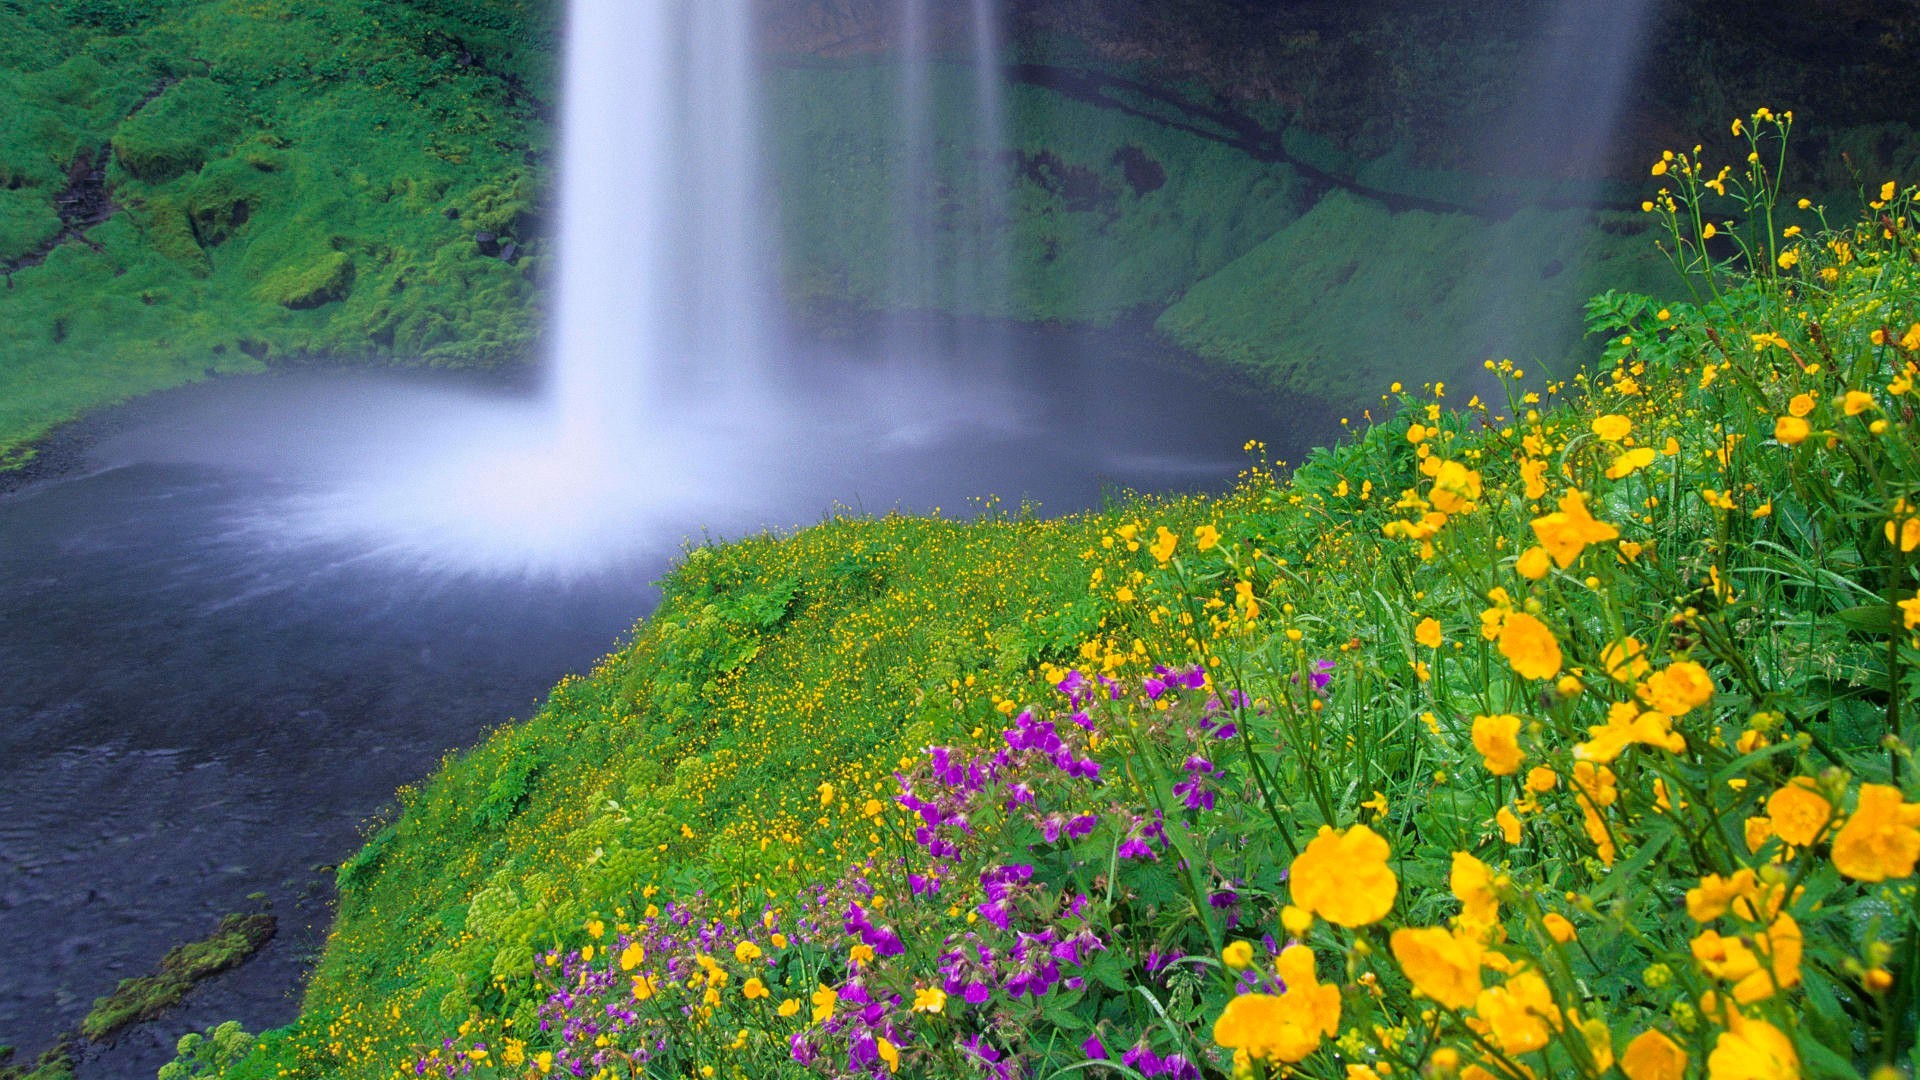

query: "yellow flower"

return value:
[1773, 416, 1809, 445]
[777, 998, 801, 1018]
[742, 977, 769, 1000]
[631, 975, 659, 1002]
[1542, 913, 1576, 943]
[1903, 322, 1920, 351]
[877, 1038, 900, 1074]
[1498, 613, 1563, 680]
[1289, 824, 1398, 926]
[1777, 249, 1799, 270]
[1692, 913, 1803, 1003]
[1788, 393, 1815, 417]
[586, 919, 605, 939]
[1707, 1012, 1799, 1080]
[1520, 457, 1549, 500]
[817, 782, 835, 806]
[1516, 545, 1552, 580]
[1577, 702, 1684, 763]
[1496, 804, 1523, 843]
[1832, 783, 1920, 881]
[1639, 661, 1714, 715]
[1223, 940, 1255, 970]
[1843, 390, 1876, 416]
[1194, 523, 1221, 551]
[1531, 490, 1620, 568]
[1592, 414, 1633, 442]
[850, 943, 876, 966]
[1886, 499, 1920, 552]
[1622, 1030, 1689, 1080]
[810, 985, 838, 1024]
[1151, 526, 1179, 564]
[1526, 766, 1558, 793]
[620, 942, 645, 971]
[1472, 713, 1526, 775]
[911, 986, 947, 1014]
[1430, 461, 1483, 515]
[1765, 779, 1833, 847]
[735, 940, 763, 963]
[1415, 617, 1443, 648]
[1607, 447, 1657, 478]
[1281, 905, 1314, 935]
[1362, 790, 1390, 817]
[1451, 851, 1500, 934]
[1389, 925, 1483, 1010]
[1211, 946, 1342, 1063]
[1476, 971, 1560, 1054]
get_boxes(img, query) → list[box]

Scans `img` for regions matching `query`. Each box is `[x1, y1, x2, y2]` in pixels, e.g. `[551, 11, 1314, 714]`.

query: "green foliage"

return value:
[79, 913, 277, 1042]
[157, 1022, 256, 1080]
[111, 77, 243, 182]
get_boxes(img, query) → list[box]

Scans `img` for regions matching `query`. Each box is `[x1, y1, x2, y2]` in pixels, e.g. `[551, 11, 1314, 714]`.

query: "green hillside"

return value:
[0, 0, 554, 466]
[170, 121, 1920, 1080]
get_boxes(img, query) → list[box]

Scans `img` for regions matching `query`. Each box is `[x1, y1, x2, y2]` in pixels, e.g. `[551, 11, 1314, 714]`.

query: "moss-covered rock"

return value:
[127, 192, 210, 274]
[256, 249, 355, 309]
[78, 912, 277, 1043]
[110, 77, 243, 182]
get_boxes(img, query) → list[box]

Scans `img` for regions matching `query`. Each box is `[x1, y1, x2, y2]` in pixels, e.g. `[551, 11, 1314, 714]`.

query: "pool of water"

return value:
[0, 320, 1334, 1078]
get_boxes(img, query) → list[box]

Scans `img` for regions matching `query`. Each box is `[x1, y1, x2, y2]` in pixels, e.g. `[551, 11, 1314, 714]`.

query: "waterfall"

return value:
[550, 0, 770, 452]
[886, 0, 1012, 352]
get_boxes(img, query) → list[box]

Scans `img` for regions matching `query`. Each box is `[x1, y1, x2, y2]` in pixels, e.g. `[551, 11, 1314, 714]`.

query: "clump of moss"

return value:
[256, 250, 355, 309]
[110, 77, 243, 183]
[0, 1039, 74, 1080]
[78, 912, 276, 1043]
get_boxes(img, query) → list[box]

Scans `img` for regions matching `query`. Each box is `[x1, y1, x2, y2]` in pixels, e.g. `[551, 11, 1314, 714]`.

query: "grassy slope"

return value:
[0, 0, 553, 465]
[217, 158, 1920, 1077]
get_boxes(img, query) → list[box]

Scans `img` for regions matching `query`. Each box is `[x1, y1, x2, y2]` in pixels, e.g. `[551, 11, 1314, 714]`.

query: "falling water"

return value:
[889, 0, 938, 319]
[886, 0, 1012, 342]
[1462, 0, 1663, 389]
[963, 0, 1011, 320]
[551, 0, 771, 443]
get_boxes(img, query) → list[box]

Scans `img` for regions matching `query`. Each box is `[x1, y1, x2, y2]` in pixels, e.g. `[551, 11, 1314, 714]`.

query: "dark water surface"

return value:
[0, 322, 1332, 1078]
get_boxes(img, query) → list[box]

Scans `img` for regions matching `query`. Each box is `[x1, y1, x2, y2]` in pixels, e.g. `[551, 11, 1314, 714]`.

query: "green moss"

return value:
[2, 1044, 74, 1080]
[0, 187, 61, 262]
[1155, 191, 1674, 403]
[78, 913, 277, 1043]
[111, 77, 243, 182]
[255, 249, 354, 309]
[0, 0, 557, 463]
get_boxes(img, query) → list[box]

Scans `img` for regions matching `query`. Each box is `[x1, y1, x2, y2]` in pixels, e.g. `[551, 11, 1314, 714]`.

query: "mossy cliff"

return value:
[0, 0, 555, 466]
